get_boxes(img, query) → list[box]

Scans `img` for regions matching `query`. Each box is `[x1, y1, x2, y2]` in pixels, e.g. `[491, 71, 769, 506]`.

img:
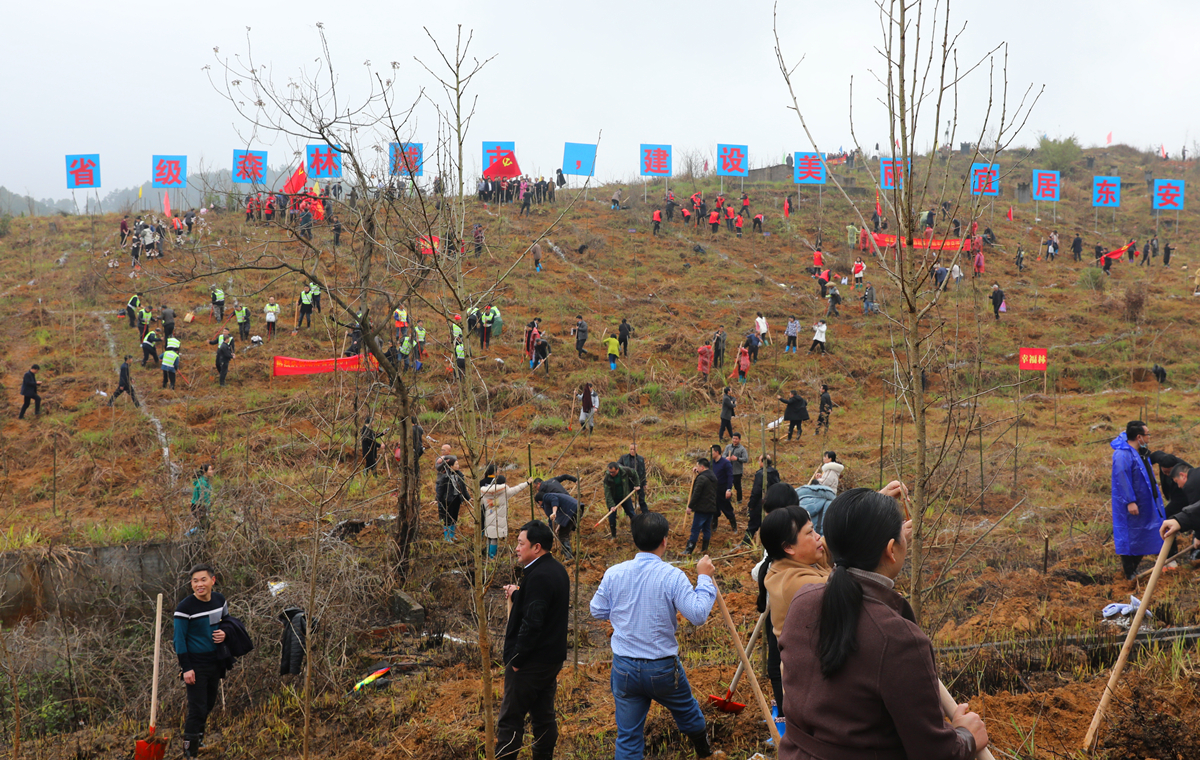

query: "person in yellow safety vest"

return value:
[210, 287, 226, 322]
[127, 292, 143, 329]
[138, 306, 154, 340]
[454, 340, 466, 377]
[308, 282, 322, 313]
[263, 297, 280, 339]
[161, 348, 181, 390]
[298, 288, 313, 328]
[398, 334, 414, 370]
[393, 305, 408, 341]
[234, 304, 251, 340]
[414, 321, 427, 359]
[166, 335, 181, 351]
[480, 304, 495, 350]
[450, 314, 463, 341]
[141, 328, 161, 367]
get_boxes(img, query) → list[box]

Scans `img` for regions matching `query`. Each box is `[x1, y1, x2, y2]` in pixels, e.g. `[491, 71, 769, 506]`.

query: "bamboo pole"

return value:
[573, 472, 582, 674]
[1083, 539, 1174, 749]
[937, 681, 996, 760]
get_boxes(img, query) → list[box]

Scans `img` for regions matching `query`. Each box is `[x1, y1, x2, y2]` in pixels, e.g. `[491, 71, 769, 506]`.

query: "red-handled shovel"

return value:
[708, 609, 768, 712]
[134, 594, 166, 760]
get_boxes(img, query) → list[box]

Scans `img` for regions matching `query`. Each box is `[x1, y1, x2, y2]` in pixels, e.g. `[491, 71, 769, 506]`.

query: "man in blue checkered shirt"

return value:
[590, 512, 724, 759]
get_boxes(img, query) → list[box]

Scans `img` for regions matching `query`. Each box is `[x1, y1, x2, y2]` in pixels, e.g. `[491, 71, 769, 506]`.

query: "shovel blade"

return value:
[707, 692, 747, 714]
[135, 739, 166, 760]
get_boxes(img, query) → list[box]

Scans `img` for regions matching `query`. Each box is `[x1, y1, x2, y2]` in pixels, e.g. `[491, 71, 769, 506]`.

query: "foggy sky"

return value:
[3, 0, 1196, 200]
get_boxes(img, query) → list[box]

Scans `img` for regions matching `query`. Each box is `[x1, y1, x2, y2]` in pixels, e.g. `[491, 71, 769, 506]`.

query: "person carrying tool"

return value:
[173, 563, 229, 758]
[603, 461, 641, 539]
[108, 355, 140, 408]
[126, 292, 143, 329]
[209, 328, 234, 387]
[234, 303, 251, 340]
[618, 443, 648, 514]
[589, 513, 723, 760]
[140, 326, 161, 367]
[263, 297, 280, 340]
[602, 334, 620, 370]
[497, 521, 571, 760]
[577, 383, 599, 435]
[777, 486, 988, 760]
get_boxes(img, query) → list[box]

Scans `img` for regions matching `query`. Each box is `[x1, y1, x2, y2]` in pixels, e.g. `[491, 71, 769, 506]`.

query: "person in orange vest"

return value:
[715, 194, 726, 210]
[812, 248, 824, 275]
[652, 208, 662, 236]
[690, 191, 702, 211]
[245, 195, 255, 223]
[734, 213, 744, 238]
[817, 268, 831, 298]
[680, 206, 691, 226]
[859, 225, 871, 252]
[753, 212, 764, 234]
[740, 192, 750, 216]
[708, 209, 721, 234]
[724, 205, 736, 231]
[263, 194, 275, 222]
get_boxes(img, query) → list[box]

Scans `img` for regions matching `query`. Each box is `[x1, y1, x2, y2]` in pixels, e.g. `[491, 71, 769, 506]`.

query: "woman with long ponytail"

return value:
[777, 484, 989, 760]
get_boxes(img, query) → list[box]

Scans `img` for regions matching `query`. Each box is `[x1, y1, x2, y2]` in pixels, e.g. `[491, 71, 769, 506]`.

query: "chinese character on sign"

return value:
[880, 158, 907, 190]
[1018, 347, 1048, 371]
[969, 163, 999, 196]
[1032, 170, 1060, 202]
[1152, 179, 1185, 211]
[306, 145, 342, 179]
[643, 148, 669, 174]
[232, 150, 266, 184]
[793, 152, 826, 185]
[1092, 175, 1121, 207]
[151, 155, 187, 188]
[715, 144, 749, 177]
[390, 142, 423, 177]
[66, 155, 99, 188]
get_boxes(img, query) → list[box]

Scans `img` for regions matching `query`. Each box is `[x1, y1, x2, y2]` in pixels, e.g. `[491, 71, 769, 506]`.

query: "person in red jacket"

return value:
[812, 248, 824, 275]
[709, 210, 721, 234]
[681, 207, 691, 226]
[741, 192, 750, 216]
[652, 208, 662, 236]
[715, 194, 726, 210]
[697, 344, 713, 382]
[724, 205, 736, 231]
[753, 213, 765, 234]
[735, 213, 744, 238]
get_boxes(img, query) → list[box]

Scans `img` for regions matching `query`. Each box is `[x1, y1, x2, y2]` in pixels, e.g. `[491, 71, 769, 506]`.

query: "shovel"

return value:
[134, 594, 166, 760]
[708, 608, 768, 712]
[713, 582, 781, 746]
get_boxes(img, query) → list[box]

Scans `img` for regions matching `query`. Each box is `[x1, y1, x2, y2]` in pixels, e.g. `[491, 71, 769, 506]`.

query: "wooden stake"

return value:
[573, 472, 582, 673]
[937, 681, 997, 760]
[528, 442, 535, 522]
[1083, 539, 1174, 750]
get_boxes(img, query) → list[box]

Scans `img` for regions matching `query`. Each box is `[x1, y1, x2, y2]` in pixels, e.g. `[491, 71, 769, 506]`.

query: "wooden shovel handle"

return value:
[149, 593, 163, 731]
[713, 583, 781, 746]
[937, 680, 996, 760]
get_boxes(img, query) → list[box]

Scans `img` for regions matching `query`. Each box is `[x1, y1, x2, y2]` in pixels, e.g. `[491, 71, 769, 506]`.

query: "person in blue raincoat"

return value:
[1110, 421, 1164, 579]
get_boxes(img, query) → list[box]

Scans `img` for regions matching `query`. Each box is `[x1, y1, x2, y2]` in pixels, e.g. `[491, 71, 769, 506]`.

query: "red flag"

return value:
[875, 189, 882, 218]
[162, 191, 171, 217]
[1161, 144, 1168, 159]
[1105, 132, 1113, 146]
[783, 196, 791, 218]
[1006, 206, 1013, 221]
[1103, 241, 1135, 260]
[483, 150, 521, 179]
[283, 163, 308, 195]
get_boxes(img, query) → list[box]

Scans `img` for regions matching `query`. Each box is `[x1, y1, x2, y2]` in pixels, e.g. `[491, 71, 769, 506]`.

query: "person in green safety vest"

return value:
[308, 282, 322, 313]
[210, 286, 226, 322]
[450, 314, 463, 341]
[298, 288, 313, 328]
[127, 292, 142, 330]
[398, 334, 414, 370]
[263, 296, 280, 339]
[480, 303, 496, 350]
[161, 347, 181, 389]
[141, 328, 161, 367]
[414, 320, 427, 360]
[138, 306, 154, 340]
[234, 304, 251, 340]
[166, 335, 181, 351]
[454, 339, 466, 377]
[393, 305, 409, 341]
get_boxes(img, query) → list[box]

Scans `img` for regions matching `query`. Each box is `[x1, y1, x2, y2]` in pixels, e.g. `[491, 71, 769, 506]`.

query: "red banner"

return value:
[272, 355, 379, 377]
[871, 232, 965, 251]
[1018, 347, 1048, 371]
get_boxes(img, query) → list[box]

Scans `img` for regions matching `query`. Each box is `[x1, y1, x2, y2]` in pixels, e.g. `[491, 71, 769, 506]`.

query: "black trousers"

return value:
[608, 499, 636, 535]
[481, 324, 491, 348]
[363, 443, 380, 475]
[217, 361, 229, 387]
[299, 305, 312, 327]
[127, 306, 138, 328]
[575, 338, 586, 357]
[163, 370, 176, 389]
[313, 295, 321, 313]
[496, 661, 561, 760]
[19, 394, 41, 418]
[748, 344, 758, 362]
[437, 497, 461, 527]
[618, 336, 629, 356]
[787, 420, 803, 439]
[786, 335, 797, 349]
[164, 322, 175, 339]
[765, 613, 783, 709]
[238, 322, 250, 339]
[110, 384, 138, 407]
[1120, 555, 1143, 578]
[816, 411, 830, 433]
[718, 418, 734, 441]
[213, 302, 224, 321]
[653, 221, 660, 235]
[142, 346, 158, 366]
[717, 495, 737, 529]
[184, 661, 223, 735]
[731, 474, 743, 503]
[809, 340, 825, 354]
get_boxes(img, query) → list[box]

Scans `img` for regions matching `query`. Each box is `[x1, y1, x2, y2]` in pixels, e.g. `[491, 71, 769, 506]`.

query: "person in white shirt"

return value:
[754, 312, 771, 346]
[809, 320, 828, 355]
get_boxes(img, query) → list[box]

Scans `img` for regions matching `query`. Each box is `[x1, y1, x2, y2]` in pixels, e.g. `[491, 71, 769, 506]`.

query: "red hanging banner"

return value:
[871, 232, 965, 251]
[272, 355, 379, 377]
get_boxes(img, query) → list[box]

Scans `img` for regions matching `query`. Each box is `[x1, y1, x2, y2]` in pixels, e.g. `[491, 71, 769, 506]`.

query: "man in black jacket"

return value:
[108, 355, 139, 408]
[617, 318, 634, 357]
[743, 454, 781, 546]
[685, 458, 720, 554]
[618, 443, 648, 514]
[497, 521, 570, 760]
[815, 384, 833, 435]
[18, 364, 40, 419]
[778, 390, 809, 440]
[719, 387, 736, 442]
[533, 473, 579, 500]
[990, 284, 1005, 321]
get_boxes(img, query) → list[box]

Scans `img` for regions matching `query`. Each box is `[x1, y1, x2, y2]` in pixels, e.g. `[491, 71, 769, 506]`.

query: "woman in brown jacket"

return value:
[778, 488, 988, 760]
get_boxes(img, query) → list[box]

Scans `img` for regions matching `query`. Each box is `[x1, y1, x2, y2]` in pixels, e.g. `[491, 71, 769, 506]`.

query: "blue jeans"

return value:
[688, 512, 713, 545]
[611, 655, 706, 760]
